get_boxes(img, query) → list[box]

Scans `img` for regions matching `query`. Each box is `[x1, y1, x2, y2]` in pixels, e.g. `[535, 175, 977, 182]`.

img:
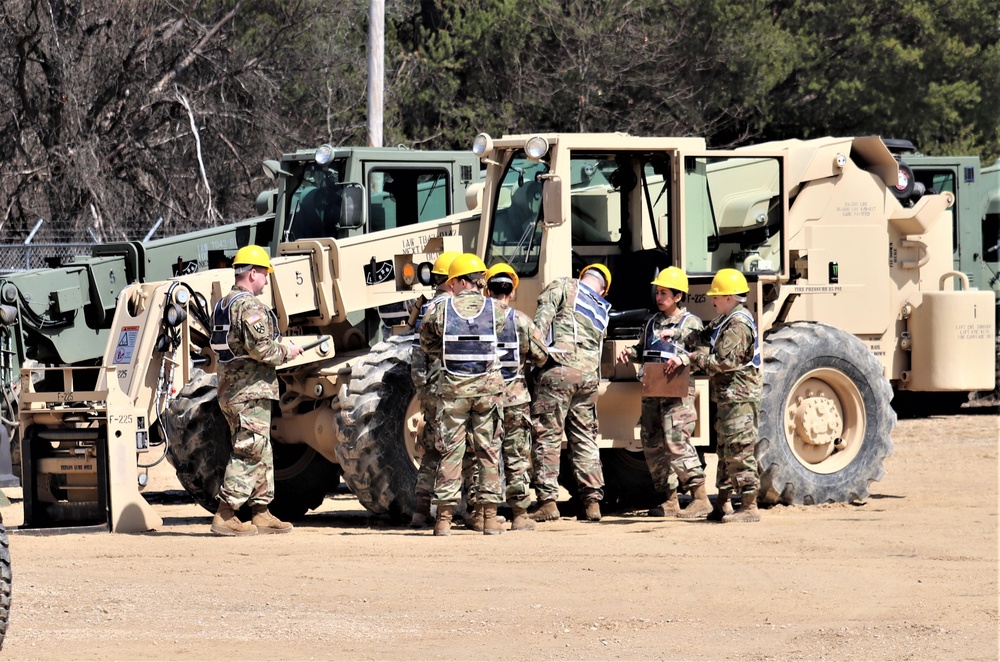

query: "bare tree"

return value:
[0, 0, 369, 243]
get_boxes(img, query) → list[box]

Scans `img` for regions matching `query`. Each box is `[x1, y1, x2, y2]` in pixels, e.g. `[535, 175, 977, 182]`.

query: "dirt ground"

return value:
[0, 406, 996, 661]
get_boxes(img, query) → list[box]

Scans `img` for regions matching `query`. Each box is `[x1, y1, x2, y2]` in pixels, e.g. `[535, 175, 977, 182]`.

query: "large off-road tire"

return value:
[336, 336, 420, 521]
[757, 323, 895, 505]
[0, 517, 10, 650]
[163, 369, 340, 520]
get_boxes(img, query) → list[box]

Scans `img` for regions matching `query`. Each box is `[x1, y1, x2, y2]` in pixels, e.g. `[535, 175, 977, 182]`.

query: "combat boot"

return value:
[530, 499, 560, 522]
[580, 499, 602, 522]
[251, 505, 293, 534]
[482, 503, 505, 535]
[678, 483, 712, 519]
[463, 504, 485, 532]
[723, 491, 760, 523]
[648, 489, 680, 517]
[434, 505, 454, 536]
[210, 501, 257, 537]
[510, 507, 536, 531]
[706, 489, 733, 522]
[409, 495, 433, 529]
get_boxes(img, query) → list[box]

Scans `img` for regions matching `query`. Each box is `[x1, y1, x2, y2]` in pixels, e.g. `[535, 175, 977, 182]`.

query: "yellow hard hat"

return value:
[651, 266, 689, 293]
[233, 245, 273, 274]
[486, 262, 519, 290]
[579, 263, 612, 294]
[431, 251, 461, 276]
[448, 253, 488, 281]
[706, 268, 749, 296]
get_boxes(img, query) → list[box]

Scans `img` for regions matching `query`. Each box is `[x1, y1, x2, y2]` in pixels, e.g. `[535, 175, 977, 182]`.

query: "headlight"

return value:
[472, 133, 493, 158]
[525, 136, 549, 161]
[416, 262, 434, 286]
[314, 144, 334, 165]
[173, 288, 190, 305]
[1, 284, 17, 305]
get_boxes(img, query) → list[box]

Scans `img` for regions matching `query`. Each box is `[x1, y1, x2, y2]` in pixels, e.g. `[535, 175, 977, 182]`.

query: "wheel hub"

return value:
[785, 377, 853, 466]
[794, 393, 844, 447]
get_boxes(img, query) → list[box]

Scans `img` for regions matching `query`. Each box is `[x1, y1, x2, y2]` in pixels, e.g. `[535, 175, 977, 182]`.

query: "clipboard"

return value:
[641, 363, 690, 398]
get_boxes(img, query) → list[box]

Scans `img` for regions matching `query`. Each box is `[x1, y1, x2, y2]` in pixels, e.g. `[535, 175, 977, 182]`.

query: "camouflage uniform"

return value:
[531, 277, 610, 503]
[690, 303, 762, 494]
[214, 285, 292, 509]
[419, 289, 505, 507]
[625, 308, 706, 494]
[496, 303, 549, 510]
[410, 290, 450, 503]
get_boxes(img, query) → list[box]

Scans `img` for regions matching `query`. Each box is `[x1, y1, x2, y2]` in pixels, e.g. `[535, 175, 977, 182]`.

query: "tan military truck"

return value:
[15, 134, 996, 531]
[338, 133, 995, 513]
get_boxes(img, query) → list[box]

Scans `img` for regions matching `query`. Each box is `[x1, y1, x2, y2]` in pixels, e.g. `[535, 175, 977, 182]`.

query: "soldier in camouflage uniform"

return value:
[485, 263, 549, 531]
[408, 251, 459, 528]
[689, 268, 762, 523]
[617, 267, 711, 519]
[419, 254, 506, 536]
[209, 245, 302, 536]
[531, 264, 612, 523]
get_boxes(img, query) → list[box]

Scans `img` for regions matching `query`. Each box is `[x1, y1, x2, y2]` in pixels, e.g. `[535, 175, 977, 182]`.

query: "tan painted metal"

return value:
[473, 132, 995, 460]
[904, 272, 996, 390]
[19, 367, 162, 532]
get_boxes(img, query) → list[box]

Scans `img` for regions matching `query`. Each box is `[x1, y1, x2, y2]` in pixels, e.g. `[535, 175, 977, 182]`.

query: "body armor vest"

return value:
[574, 281, 611, 335]
[546, 280, 612, 348]
[209, 292, 250, 363]
[641, 312, 692, 363]
[442, 297, 497, 377]
[496, 306, 520, 382]
[710, 308, 761, 368]
[377, 301, 411, 332]
[211, 291, 273, 364]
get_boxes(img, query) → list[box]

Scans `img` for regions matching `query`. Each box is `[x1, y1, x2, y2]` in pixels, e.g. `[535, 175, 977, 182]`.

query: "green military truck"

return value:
[887, 140, 1000, 406]
[0, 145, 483, 489]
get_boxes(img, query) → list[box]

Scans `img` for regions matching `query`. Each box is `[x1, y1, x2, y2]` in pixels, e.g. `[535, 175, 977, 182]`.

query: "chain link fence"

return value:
[0, 218, 170, 274]
[0, 242, 95, 274]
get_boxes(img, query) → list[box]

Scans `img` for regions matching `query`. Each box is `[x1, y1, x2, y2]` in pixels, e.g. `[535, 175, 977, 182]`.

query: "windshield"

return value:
[484, 152, 548, 275]
[285, 160, 349, 241]
[485, 150, 675, 281]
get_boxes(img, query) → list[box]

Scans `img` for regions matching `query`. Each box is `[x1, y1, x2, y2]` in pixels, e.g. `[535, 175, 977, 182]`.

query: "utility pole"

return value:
[368, 0, 384, 147]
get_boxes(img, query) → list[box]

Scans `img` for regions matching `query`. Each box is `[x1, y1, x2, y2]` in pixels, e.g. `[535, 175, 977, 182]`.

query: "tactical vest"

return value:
[710, 308, 761, 368]
[414, 291, 448, 334]
[377, 301, 410, 333]
[496, 306, 521, 382]
[575, 281, 611, 335]
[442, 297, 497, 377]
[211, 292, 278, 364]
[546, 280, 612, 348]
[641, 312, 692, 363]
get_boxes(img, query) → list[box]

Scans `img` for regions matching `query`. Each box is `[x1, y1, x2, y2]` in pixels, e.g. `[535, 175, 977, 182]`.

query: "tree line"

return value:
[1, 0, 996, 242]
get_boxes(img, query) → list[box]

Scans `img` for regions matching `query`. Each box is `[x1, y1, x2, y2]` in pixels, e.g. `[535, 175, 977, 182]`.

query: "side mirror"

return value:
[255, 189, 277, 216]
[261, 160, 292, 180]
[540, 175, 564, 227]
[339, 183, 367, 229]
